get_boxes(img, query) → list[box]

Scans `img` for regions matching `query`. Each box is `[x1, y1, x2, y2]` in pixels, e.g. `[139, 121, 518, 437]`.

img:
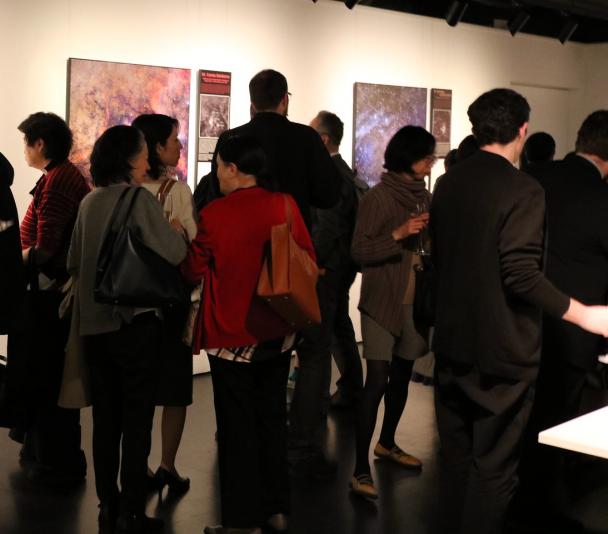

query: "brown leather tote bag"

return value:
[257, 195, 321, 331]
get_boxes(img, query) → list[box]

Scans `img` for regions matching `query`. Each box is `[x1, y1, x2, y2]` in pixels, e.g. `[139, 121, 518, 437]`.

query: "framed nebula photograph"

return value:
[353, 82, 427, 186]
[67, 58, 191, 182]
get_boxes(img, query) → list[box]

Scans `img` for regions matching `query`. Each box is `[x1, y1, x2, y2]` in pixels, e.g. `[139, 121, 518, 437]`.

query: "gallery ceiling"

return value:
[330, 0, 608, 44]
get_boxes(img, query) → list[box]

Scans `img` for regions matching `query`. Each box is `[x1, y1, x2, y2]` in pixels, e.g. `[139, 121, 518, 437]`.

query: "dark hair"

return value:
[444, 149, 458, 171]
[456, 134, 479, 162]
[17, 112, 73, 162]
[132, 114, 179, 180]
[90, 125, 145, 187]
[575, 111, 608, 160]
[217, 134, 276, 191]
[315, 111, 344, 146]
[467, 89, 530, 146]
[384, 126, 436, 174]
[522, 132, 556, 166]
[249, 70, 288, 111]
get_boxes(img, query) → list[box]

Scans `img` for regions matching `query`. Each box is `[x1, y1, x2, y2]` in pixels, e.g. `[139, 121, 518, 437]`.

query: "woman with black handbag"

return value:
[350, 126, 436, 500]
[67, 125, 187, 534]
[132, 113, 197, 496]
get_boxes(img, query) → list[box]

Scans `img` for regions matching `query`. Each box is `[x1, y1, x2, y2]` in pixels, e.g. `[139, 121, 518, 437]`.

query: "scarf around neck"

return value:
[380, 171, 428, 209]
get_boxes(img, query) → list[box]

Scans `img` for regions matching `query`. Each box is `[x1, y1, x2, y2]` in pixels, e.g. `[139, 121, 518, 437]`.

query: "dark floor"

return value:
[1, 367, 607, 534]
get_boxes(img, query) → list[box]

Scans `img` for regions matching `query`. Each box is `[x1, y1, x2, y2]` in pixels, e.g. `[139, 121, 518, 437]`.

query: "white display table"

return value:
[538, 406, 608, 460]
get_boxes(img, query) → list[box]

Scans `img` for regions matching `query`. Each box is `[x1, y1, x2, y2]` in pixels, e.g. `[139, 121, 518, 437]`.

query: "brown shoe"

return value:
[374, 443, 423, 470]
[350, 474, 378, 499]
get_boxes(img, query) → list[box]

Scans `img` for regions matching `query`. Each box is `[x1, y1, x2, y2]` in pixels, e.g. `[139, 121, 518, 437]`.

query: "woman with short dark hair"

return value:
[131, 113, 197, 495]
[182, 134, 312, 534]
[350, 125, 436, 499]
[68, 125, 187, 533]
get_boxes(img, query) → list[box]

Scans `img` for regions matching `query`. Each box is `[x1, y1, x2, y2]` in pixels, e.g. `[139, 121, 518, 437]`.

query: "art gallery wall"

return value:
[1, 0, 608, 349]
[2, 0, 607, 215]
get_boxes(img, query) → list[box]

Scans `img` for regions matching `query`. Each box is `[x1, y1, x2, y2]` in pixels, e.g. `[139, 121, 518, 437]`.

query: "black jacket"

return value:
[311, 154, 358, 271]
[0, 152, 24, 333]
[193, 112, 340, 229]
[430, 150, 569, 382]
[527, 153, 608, 370]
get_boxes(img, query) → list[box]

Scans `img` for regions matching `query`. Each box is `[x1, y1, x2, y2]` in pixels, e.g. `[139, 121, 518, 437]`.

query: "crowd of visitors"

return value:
[3, 69, 608, 534]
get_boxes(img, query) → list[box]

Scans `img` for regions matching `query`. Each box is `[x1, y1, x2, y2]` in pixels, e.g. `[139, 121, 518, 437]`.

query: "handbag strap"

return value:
[97, 187, 143, 274]
[156, 178, 176, 208]
[283, 194, 294, 229]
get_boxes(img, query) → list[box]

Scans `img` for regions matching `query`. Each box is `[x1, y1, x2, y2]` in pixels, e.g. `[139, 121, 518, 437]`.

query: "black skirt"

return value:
[156, 306, 193, 407]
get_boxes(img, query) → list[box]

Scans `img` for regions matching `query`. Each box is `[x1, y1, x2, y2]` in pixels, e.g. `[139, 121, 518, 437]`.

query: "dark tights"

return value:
[354, 357, 414, 477]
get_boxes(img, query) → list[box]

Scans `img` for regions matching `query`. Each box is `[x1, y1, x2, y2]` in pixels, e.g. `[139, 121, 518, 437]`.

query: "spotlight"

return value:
[445, 1, 469, 27]
[558, 17, 578, 44]
[508, 10, 531, 36]
[344, 0, 360, 8]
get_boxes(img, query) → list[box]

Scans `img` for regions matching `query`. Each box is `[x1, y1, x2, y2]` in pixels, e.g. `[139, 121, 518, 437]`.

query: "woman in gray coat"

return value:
[67, 125, 187, 534]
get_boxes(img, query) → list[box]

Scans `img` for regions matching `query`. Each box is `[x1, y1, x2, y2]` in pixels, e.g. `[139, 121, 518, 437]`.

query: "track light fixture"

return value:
[508, 10, 531, 36]
[445, 1, 469, 27]
[558, 16, 578, 44]
[344, 0, 360, 8]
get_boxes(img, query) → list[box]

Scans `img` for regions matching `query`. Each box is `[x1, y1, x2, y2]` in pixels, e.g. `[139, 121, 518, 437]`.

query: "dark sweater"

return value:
[0, 152, 24, 333]
[528, 153, 608, 370]
[430, 150, 569, 382]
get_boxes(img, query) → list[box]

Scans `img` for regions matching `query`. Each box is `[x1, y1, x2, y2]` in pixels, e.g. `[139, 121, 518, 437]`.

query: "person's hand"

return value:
[563, 299, 608, 337]
[392, 212, 429, 241]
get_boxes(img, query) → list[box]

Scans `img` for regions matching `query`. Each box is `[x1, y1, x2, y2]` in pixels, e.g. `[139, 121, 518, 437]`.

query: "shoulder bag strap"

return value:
[156, 178, 176, 209]
[283, 194, 294, 230]
[97, 187, 143, 274]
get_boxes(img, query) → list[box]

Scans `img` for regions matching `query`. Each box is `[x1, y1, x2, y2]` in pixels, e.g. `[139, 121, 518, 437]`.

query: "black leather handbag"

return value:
[94, 187, 189, 307]
[413, 254, 435, 334]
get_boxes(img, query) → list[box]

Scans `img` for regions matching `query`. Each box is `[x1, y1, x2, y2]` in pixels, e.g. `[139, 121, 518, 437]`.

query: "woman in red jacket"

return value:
[182, 134, 315, 534]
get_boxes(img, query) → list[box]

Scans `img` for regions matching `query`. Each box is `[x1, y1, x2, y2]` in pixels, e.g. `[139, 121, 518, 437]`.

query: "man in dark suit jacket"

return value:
[310, 110, 364, 409]
[193, 70, 340, 229]
[430, 89, 608, 534]
[194, 70, 341, 477]
[516, 111, 608, 524]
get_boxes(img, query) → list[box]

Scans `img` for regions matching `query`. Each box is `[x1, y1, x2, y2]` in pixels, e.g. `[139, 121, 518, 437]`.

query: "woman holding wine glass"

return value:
[350, 125, 436, 499]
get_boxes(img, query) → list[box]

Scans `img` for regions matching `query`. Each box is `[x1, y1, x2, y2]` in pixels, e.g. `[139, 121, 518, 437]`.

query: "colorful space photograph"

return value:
[68, 58, 191, 181]
[353, 82, 427, 186]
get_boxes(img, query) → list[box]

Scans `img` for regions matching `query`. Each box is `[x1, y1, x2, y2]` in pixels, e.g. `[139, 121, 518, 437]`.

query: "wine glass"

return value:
[412, 201, 429, 256]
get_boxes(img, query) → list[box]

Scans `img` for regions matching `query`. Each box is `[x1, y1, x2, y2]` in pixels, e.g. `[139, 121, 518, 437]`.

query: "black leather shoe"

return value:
[153, 466, 190, 496]
[115, 513, 164, 533]
[330, 390, 358, 409]
[97, 502, 118, 532]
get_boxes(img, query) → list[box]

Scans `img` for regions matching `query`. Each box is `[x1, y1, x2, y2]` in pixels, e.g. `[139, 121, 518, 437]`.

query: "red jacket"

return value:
[181, 187, 316, 351]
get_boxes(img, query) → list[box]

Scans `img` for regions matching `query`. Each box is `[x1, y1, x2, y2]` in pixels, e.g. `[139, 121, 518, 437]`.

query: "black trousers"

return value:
[516, 357, 588, 513]
[209, 353, 290, 528]
[329, 267, 363, 398]
[85, 313, 160, 515]
[434, 359, 534, 534]
[8, 289, 84, 475]
[290, 276, 333, 458]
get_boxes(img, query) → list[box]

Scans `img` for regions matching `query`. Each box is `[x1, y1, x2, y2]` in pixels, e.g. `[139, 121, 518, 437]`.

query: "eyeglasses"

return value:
[424, 155, 438, 164]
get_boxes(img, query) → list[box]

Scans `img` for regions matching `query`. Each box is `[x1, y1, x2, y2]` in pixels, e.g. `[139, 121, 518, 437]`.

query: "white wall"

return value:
[2, 0, 607, 217]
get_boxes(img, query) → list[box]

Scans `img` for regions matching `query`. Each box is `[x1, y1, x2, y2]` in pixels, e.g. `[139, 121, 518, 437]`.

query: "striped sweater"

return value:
[21, 160, 90, 281]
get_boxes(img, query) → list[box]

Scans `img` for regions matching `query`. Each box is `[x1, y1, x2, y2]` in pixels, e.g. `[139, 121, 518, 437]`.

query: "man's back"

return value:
[222, 112, 340, 229]
[431, 150, 568, 381]
[527, 153, 608, 369]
